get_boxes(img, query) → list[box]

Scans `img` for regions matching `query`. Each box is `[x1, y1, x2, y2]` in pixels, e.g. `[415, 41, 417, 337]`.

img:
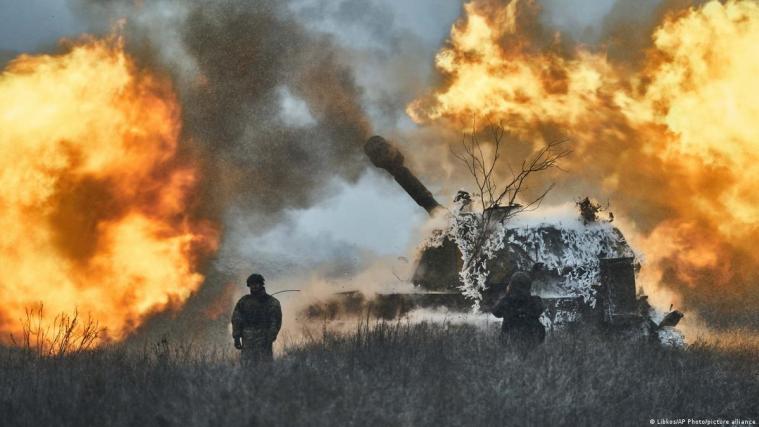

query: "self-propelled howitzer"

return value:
[360, 135, 683, 344]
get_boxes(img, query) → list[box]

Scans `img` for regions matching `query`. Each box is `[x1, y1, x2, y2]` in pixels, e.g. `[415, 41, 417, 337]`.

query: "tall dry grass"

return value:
[1, 317, 757, 426]
[7, 303, 100, 358]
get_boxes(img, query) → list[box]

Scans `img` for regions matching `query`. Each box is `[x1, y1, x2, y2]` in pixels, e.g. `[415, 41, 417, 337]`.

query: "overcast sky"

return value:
[0, 0, 82, 52]
[0, 0, 621, 51]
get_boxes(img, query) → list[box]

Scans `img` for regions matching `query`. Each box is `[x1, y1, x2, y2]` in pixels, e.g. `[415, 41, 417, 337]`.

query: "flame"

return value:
[408, 1, 611, 135]
[0, 36, 218, 342]
[410, 0, 759, 322]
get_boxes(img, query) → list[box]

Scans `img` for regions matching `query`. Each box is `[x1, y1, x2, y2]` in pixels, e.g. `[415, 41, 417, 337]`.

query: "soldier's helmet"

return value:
[246, 273, 265, 287]
[506, 271, 532, 297]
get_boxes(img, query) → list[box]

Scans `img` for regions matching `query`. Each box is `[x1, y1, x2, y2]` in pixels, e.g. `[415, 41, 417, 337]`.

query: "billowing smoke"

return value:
[75, 0, 370, 224]
[4, 0, 754, 344]
[408, 0, 759, 328]
[7, 0, 375, 343]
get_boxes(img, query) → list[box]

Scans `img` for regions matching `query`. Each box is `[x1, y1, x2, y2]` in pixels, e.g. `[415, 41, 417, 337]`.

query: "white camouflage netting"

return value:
[424, 206, 638, 307]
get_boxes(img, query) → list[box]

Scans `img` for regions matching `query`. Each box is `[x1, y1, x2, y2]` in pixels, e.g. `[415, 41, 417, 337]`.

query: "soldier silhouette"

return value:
[231, 273, 282, 365]
[492, 271, 546, 350]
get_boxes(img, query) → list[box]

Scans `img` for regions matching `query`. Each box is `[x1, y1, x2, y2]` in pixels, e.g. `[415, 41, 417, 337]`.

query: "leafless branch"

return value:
[10, 303, 101, 358]
[452, 121, 571, 270]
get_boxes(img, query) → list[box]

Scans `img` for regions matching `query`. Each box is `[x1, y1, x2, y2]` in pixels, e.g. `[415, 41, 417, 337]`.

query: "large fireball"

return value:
[409, 0, 759, 323]
[0, 36, 218, 342]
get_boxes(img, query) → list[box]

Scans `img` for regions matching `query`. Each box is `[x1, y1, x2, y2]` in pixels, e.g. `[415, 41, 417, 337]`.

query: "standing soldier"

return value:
[232, 273, 282, 365]
[492, 271, 546, 350]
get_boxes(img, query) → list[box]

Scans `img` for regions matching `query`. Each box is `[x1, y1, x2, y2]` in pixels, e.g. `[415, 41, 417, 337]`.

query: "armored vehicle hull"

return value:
[305, 136, 684, 345]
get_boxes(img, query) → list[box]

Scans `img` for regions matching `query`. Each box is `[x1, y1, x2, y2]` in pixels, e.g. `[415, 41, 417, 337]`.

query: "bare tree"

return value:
[451, 121, 570, 271]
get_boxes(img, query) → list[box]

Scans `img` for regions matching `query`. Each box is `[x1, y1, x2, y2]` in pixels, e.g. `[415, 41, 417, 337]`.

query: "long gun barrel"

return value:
[364, 135, 442, 215]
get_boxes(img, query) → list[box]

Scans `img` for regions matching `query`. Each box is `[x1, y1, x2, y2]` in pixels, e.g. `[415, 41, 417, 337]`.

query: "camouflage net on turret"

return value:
[423, 205, 638, 309]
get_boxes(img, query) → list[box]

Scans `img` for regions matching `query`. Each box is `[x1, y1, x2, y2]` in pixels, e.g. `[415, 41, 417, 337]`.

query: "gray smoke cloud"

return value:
[73, 0, 371, 227]
[6, 0, 697, 341]
[61, 0, 379, 342]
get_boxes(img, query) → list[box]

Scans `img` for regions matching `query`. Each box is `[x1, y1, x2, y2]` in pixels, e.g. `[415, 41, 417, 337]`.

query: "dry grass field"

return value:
[1, 320, 758, 427]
